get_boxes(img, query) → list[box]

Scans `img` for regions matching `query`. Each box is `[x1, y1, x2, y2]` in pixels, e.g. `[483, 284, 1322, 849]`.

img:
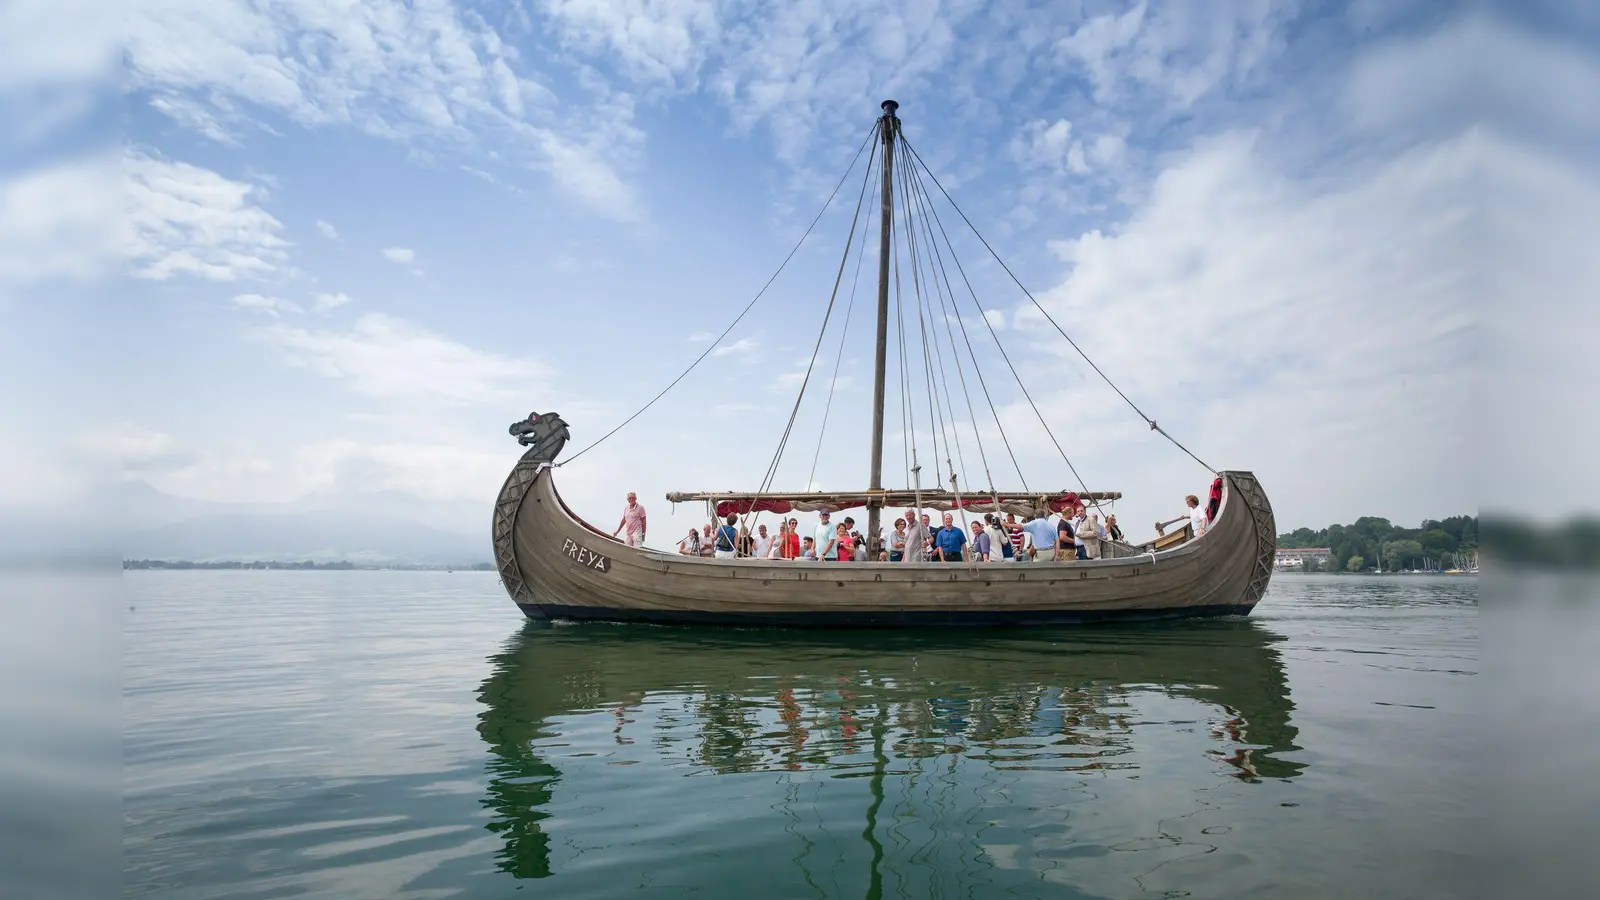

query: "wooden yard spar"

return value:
[492, 101, 1278, 627]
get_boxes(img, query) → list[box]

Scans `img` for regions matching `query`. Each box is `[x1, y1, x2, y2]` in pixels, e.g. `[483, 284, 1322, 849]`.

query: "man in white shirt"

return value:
[1186, 494, 1208, 537]
[752, 523, 773, 560]
[814, 511, 837, 561]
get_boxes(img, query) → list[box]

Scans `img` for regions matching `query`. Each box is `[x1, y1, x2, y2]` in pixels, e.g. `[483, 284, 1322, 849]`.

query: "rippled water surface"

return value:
[124, 573, 1477, 899]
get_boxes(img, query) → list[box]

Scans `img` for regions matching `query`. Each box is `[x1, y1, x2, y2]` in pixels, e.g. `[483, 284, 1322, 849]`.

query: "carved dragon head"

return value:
[509, 411, 571, 465]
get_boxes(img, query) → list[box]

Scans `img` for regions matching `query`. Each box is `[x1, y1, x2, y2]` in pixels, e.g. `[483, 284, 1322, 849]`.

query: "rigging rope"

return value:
[900, 152, 1001, 507]
[901, 151, 1096, 500]
[901, 137, 1217, 475]
[897, 159, 976, 562]
[902, 153, 1029, 495]
[806, 173, 877, 489]
[903, 204, 950, 492]
[892, 208, 919, 499]
[897, 156, 969, 496]
[744, 124, 881, 540]
[894, 247, 913, 491]
[555, 123, 880, 468]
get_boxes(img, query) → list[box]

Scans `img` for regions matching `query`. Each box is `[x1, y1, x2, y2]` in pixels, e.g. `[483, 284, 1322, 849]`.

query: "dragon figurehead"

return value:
[509, 411, 571, 465]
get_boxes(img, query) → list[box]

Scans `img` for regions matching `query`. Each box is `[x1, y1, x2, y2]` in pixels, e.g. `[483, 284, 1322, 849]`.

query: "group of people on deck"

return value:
[612, 477, 1222, 561]
[664, 503, 1141, 563]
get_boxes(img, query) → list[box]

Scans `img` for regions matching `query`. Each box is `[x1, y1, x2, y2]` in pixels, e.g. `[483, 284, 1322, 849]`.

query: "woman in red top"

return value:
[834, 524, 854, 561]
[780, 520, 801, 559]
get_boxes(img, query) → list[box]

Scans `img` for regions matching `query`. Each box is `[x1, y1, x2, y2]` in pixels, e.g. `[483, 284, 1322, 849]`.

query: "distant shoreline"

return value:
[123, 559, 494, 571]
[1272, 569, 1478, 576]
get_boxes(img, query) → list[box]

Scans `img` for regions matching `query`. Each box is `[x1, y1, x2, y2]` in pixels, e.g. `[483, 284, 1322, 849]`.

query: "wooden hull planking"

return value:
[492, 463, 1276, 628]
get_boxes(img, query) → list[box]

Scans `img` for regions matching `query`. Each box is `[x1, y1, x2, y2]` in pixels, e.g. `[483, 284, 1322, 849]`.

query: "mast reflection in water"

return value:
[476, 622, 1303, 895]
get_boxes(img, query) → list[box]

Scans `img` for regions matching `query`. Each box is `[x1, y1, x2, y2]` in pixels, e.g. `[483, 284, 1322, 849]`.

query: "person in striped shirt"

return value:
[1005, 513, 1026, 562]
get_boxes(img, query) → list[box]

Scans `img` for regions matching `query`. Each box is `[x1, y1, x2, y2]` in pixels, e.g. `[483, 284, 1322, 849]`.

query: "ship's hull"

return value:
[492, 465, 1276, 628]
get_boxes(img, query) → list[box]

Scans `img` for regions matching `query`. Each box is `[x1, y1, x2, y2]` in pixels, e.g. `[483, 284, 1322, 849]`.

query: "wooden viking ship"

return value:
[492, 101, 1276, 627]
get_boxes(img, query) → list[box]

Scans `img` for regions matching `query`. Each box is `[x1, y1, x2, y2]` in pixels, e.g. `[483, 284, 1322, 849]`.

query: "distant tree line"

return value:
[124, 559, 496, 571]
[1278, 515, 1478, 572]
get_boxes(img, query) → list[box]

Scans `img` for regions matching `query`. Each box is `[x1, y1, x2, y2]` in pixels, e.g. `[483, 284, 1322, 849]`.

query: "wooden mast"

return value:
[867, 100, 899, 555]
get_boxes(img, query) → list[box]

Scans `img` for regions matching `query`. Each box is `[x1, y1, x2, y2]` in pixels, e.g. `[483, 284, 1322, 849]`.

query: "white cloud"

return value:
[1087, 133, 1126, 168]
[1054, 1, 1292, 109]
[1344, 13, 1600, 151]
[121, 150, 289, 281]
[711, 337, 759, 358]
[285, 436, 522, 505]
[311, 292, 351, 313]
[85, 5, 1557, 541]
[1011, 119, 1079, 171]
[0, 0, 120, 90]
[232, 293, 303, 316]
[147, 94, 238, 145]
[0, 155, 118, 289]
[125, 0, 643, 220]
[86, 424, 199, 477]
[127, 426, 547, 510]
[252, 313, 548, 406]
[686, 331, 715, 343]
[315, 219, 338, 239]
[1006, 127, 1475, 530]
[982, 309, 1006, 331]
[380, 247, 414, 265]
[534, 113, 644, 220]
[0, 0, 121, 149]
[771, 370, 806, 391]
[538, 0, 721, 86]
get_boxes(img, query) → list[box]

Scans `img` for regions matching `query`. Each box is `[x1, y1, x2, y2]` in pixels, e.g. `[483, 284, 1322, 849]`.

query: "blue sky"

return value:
[3, 0, 1597, 545]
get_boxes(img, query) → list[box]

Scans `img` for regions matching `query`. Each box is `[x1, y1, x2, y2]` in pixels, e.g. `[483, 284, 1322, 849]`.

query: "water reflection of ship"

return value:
[475, 621, 1304, 882]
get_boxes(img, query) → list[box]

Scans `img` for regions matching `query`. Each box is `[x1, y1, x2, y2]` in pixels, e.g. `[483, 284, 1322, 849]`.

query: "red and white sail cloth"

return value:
[665, 490, 1119, 519]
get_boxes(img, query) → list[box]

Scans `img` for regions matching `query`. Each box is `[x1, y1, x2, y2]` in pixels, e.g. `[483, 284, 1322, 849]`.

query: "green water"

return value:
[123, 573, 1477, 898]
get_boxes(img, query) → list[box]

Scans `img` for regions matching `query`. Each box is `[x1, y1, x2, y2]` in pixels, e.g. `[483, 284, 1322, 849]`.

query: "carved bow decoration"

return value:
[508, 411, 571, 465]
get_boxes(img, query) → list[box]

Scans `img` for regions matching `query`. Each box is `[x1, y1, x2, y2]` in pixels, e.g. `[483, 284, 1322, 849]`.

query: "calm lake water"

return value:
[122, 572, 1479, 899]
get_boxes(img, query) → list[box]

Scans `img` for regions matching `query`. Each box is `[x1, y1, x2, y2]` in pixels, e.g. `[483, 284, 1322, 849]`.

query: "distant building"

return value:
[1275, 547, 1331, 569]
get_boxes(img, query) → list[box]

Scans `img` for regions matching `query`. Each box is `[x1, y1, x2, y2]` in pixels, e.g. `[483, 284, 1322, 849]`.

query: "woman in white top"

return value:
[888, 520, 908, 562]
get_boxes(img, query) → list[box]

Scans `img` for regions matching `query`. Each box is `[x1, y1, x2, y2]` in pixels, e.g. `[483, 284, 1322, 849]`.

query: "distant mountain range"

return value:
[1, 481, 493, 566]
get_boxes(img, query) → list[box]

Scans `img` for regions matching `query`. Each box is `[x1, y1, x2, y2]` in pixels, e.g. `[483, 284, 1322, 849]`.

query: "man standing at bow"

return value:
[612, 492, 647, 547]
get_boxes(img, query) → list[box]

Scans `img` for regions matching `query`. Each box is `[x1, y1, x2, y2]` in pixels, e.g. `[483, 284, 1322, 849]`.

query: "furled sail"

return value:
[667, 489, 1121, 517]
